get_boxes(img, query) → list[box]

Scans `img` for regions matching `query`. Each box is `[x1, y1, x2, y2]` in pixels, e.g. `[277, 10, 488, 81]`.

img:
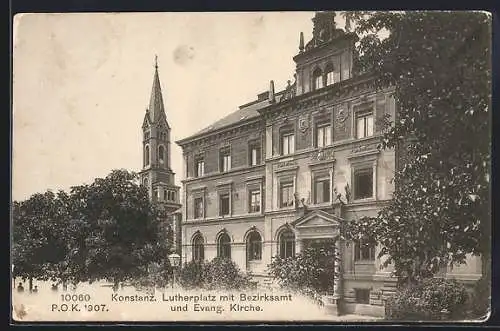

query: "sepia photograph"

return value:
[11, 11, 491, 323]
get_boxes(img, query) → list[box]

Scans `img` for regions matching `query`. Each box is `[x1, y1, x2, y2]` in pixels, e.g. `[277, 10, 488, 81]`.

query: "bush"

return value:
[385, 278, 469, 321]
[203, 257, 252, 290]
[178, 258, 251, 290]
[131, 260, 172, 292]
[267, 246, 337, 300]
[178, 260, 205, 289]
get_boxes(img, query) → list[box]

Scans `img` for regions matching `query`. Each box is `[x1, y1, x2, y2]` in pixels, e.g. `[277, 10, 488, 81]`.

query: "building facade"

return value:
[175, 12, 482, 316]
[140, 59, 182, 254]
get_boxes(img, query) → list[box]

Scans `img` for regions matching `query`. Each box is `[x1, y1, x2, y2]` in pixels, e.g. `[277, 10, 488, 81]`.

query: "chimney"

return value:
[269, 80, 275, 103]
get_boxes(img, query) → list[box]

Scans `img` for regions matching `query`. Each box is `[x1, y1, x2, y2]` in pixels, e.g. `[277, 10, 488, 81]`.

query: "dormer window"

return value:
[325, 63, 339, 86]
[313, 68, 323, 90]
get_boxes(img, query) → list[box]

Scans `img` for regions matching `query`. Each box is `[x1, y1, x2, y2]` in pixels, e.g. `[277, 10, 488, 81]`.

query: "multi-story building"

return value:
[139, 58, 182, 254]
[175, 12, 482, 316]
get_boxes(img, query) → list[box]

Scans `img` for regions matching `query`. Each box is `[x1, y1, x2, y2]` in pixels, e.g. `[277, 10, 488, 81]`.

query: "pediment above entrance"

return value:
[291, 210, 342, 240]
[291, 210, 342, 230]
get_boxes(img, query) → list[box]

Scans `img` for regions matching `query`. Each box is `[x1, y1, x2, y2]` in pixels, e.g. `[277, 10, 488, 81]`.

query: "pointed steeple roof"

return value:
[147, 56, 167, 124]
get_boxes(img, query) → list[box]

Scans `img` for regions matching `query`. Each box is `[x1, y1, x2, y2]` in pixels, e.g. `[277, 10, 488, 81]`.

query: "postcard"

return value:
[11, 11, 491, 323]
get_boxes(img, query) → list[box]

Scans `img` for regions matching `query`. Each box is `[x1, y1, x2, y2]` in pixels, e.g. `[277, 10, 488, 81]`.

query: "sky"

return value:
[12, 12, 348, 201]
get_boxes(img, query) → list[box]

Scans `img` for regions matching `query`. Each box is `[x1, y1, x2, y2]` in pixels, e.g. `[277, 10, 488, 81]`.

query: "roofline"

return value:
[292, 32, 358, 63]
[175, 116, 262, 147]
[175, 72, 382, 147]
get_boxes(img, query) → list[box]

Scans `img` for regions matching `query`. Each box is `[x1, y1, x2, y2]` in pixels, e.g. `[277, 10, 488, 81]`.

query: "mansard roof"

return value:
[176, 90, 286, 145]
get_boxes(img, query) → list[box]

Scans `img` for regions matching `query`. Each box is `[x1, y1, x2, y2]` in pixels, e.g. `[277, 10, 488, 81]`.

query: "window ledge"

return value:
[351, 197, 376, 204]
[311, 202, 332, 208]
[247, 211, 262, 215]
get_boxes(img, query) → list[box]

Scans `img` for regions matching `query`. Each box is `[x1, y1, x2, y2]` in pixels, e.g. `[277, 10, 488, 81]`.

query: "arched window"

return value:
[279, 229, 295, 259]
[325, 63, 335, 86]
[143, 178, 149, 187]
[158, 145, 165, 163]
[217, 232, 231, 259]
[192, 233, 205, 262]
[246, 230, 262, 261]
[144, 145, 150, 166]
[313, 68, 323, 90]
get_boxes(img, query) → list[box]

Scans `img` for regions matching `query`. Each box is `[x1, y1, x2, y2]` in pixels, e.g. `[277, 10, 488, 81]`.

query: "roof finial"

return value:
[154, 55, 158, 70]
[269, 80, 275, 103]
[299, 32, 304, 52]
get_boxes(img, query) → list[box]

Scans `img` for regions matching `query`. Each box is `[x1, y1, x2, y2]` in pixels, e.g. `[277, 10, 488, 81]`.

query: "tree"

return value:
[12, 169, 173, 290]
[71, 169, 172, 289]
[12, 191, 72, 290]
[342, 11, 491, 284]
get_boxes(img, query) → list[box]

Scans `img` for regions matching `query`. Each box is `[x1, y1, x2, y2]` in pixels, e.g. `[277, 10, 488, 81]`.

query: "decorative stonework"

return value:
[311, 148, 335, 162]
[336, 106, 348, 124]
[277, 160, 297, 168]
[298, 114, 311, 134]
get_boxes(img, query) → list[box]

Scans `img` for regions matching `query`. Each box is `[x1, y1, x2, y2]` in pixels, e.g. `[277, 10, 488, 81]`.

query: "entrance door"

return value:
[302, 238, 336, 294]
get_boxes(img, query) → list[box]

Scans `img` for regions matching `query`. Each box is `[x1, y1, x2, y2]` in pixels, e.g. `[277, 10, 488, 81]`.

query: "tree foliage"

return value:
[267, 246, 339, 300]
[12, 169, 173, 288]
[342, 11, 491, 284]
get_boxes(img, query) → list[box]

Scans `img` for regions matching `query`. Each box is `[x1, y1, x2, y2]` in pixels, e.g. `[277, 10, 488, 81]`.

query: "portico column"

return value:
[295, 234, 303, 254]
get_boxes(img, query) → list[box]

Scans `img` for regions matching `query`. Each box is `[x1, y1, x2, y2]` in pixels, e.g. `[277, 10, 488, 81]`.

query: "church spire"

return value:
[148, 55, 166, 123]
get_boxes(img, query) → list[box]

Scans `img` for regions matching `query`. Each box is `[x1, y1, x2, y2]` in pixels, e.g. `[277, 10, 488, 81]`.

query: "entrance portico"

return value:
[291, 208, 345, 315]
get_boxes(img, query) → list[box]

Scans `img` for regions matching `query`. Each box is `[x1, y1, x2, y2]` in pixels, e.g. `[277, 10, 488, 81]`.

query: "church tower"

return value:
[139, 57, 181, 214]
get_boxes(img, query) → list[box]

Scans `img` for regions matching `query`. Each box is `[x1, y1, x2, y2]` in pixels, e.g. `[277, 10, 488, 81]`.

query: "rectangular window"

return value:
[195, 158, 205, 177]
[219, 148, 231, 172]
[326, 70, 341, 86]
[354, 289, 370, 304]
[354, 168, 374, 200]
[219, 193, 230, 216]
[280, 181, 294, 208]
[281, 132, 295, 155]
[194, 197, 204, 219]
[249, 189, 261, 213]
[356, 111, 374, 139]
[249, 143, 261, 166]
[163, 189, 168, 201]
[354, 240, 376, 261]
[314, 178, 331, 204]
[315, 75, 324, 90]
[316, 123, 332, 148]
